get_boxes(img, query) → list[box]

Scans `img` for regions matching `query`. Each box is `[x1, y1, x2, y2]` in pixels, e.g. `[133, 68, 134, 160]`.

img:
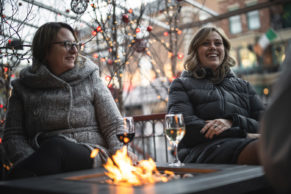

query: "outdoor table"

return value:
[0, 163, 271, 194]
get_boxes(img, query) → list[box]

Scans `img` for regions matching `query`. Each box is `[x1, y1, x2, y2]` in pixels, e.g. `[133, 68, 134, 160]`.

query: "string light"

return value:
[105, 75, 112, 81]
[107, 59, 113, 65]
[91, 30, 97, 36]
[147, 26, 153, 32]
[177, 53, 184, 59]
[93, 53, 98, 59]
[96, 26, 102, 32]
[122, 14, 129, 23]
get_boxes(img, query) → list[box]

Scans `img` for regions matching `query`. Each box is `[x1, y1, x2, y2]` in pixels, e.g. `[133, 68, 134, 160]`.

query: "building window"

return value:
[239, 46, 257, 68]
[229, 15, 242, 34]
[247, 10, 260, 30]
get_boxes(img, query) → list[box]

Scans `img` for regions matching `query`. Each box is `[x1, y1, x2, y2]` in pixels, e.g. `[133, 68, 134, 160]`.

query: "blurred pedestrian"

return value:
[259, 44, 291, 193]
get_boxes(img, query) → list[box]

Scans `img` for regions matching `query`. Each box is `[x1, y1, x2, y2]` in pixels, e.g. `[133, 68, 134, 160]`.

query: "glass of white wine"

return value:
[165, 113, 186, 166]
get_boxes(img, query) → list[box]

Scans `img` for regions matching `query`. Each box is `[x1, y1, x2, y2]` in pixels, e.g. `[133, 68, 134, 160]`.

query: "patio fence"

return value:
[131, 113, 174, 163]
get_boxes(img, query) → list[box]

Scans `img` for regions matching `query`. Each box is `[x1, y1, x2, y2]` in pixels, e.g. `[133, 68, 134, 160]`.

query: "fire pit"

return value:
[0, 163, 269, 194]
[83, 146, 218, 186]
[64, 165, 218, 186]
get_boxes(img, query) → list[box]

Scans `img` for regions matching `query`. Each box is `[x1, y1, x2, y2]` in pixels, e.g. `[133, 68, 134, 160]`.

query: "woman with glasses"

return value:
[3, 22, 129, 179]
[167, 26, 265, 165]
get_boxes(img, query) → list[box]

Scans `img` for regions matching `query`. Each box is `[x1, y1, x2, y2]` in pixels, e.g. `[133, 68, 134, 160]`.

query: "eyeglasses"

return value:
[52, 41, 82, 51]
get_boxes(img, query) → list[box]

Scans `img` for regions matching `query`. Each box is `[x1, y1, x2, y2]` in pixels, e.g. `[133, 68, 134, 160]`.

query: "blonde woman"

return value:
[167, 26, 264, 164]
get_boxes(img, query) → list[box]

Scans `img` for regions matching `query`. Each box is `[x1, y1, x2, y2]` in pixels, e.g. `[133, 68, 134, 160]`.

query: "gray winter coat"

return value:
[3, 57, 124, 166]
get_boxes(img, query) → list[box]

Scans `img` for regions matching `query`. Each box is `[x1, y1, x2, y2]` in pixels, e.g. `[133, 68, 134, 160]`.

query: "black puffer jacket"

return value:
[167, 70, 265, 163]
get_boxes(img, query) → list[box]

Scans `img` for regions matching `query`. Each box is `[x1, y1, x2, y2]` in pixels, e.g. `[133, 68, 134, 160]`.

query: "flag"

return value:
[254, 28, 277, 56]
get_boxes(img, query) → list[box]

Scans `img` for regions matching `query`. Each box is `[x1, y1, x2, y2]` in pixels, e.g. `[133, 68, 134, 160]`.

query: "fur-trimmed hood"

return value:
[16, 56, 98, 89]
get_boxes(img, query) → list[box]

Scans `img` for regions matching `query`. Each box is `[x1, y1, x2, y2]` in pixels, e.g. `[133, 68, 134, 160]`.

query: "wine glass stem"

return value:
[174, 143, 180, 163]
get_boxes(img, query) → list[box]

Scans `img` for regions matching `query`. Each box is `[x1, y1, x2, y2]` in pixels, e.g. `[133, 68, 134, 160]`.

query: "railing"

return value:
[0, 113, 172, 180]
[131, 113, 173, 163]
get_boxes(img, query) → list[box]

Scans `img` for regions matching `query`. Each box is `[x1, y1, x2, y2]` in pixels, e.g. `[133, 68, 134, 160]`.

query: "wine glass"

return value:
[116, 117, 135, 151]
[164, 114, 186, 166]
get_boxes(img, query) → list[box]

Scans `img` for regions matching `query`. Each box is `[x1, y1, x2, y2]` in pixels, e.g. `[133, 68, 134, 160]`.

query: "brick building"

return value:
[215, 0, 291, 100]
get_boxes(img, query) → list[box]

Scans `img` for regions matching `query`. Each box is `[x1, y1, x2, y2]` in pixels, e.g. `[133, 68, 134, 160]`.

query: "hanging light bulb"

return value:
[91, 30, 97, 36]
[92, 53, 98, 59]
[147, 26, 153, 32]
[105, 75, 112, 82]
[177, 53, 184, 59]
[96, 26, 102, 32]
[122, 14, 130, 23]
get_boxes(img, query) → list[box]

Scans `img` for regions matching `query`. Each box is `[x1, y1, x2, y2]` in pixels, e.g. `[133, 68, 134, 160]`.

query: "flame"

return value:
[103, 147, 174, 186]
[90, 148, 99, 158]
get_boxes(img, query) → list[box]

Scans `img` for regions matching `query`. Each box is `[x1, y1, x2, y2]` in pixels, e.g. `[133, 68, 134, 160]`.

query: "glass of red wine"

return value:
[116, 117, 135, 150]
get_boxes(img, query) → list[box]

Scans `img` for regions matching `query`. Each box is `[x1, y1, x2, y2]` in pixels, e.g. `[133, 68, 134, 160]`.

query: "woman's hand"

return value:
[200, 119, 232, 139]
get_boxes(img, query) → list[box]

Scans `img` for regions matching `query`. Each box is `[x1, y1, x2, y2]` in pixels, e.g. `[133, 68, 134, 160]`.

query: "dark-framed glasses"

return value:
[52, 41, 82, 51]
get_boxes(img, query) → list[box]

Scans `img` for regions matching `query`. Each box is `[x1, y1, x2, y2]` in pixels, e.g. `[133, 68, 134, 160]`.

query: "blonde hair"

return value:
[184, 26, 236, 83]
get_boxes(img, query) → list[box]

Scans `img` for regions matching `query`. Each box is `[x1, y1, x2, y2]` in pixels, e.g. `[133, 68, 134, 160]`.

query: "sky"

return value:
[3, 0, 156, 44]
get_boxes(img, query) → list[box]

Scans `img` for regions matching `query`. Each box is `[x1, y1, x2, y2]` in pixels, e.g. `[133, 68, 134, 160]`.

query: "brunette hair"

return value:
[184, 26, 236, 83]
[32, 22, 78, 71]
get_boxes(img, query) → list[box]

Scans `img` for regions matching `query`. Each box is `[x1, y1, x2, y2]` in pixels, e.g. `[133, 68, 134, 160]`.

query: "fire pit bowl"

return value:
[64, 163, 219, 186]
